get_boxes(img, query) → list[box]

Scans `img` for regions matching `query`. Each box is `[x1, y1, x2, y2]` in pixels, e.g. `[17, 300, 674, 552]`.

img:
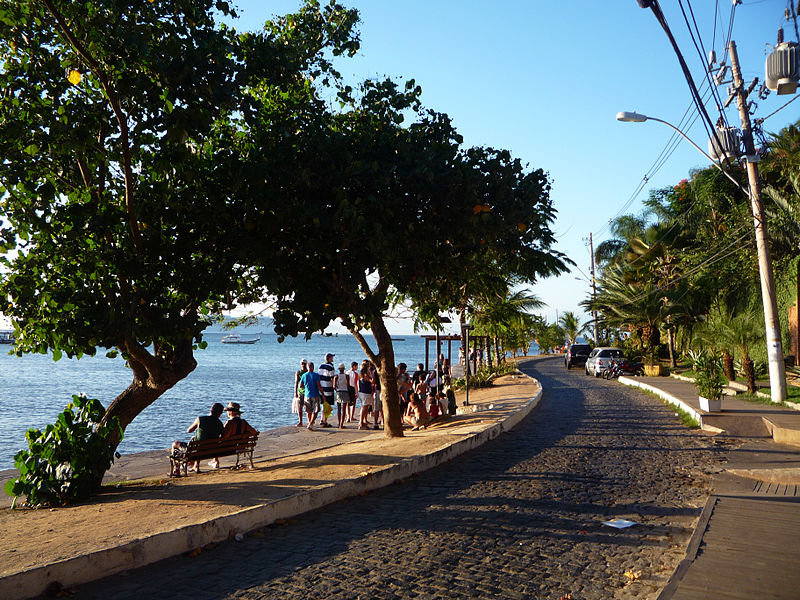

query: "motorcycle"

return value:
[602, 359, 644, 379]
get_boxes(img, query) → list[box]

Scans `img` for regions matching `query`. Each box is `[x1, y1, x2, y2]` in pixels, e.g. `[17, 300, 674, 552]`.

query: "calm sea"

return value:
[0, 332, 449, 469]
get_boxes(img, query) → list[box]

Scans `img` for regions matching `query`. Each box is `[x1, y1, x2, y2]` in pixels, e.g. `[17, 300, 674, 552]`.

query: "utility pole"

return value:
[729, 40, 787, 403]
[589, 233, 599, 345]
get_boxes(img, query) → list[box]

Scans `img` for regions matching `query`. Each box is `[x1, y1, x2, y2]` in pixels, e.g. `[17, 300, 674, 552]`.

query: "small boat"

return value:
[391, 338, 405, 341]
[0, 331, 14, 344]
[221, 334, 260, 345]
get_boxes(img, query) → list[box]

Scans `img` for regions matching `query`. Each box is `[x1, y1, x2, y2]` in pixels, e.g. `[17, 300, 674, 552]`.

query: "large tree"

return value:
[0, 0, 359, 482]
[241, 78, 569, 436]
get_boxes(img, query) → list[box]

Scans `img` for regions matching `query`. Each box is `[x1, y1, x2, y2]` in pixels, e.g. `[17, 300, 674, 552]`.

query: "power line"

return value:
[680, 0, 729, 126]
[595, 85, 712, 241]
[601, 222, 753, 308]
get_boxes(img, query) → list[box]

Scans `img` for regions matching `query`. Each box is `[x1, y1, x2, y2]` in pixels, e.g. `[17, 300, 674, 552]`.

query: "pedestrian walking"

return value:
[299, 362, 324, 431]
[347, 361, 359, 423]
[318, 353, 335, 428]
[334, 363, 350, 429]
[357, 367, 375, 430]
[293, 358, 308, 427]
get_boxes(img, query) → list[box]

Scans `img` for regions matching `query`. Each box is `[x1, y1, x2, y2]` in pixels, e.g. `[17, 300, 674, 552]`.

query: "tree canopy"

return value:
[0, 0, 569, 498]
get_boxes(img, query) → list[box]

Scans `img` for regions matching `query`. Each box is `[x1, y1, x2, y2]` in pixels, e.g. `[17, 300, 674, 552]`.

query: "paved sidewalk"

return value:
[1, 372, 542, 600]
[618, 375, 800, 600]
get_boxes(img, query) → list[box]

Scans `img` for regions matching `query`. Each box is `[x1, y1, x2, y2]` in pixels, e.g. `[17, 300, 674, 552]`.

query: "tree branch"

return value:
[41, 0, 142, 253]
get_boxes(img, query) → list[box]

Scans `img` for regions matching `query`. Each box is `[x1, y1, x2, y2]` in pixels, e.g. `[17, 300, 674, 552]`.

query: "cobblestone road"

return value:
[74, 356, 722, 600]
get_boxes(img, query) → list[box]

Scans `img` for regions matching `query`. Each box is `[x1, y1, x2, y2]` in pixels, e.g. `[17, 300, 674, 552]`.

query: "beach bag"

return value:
[291, 395, 301, 414]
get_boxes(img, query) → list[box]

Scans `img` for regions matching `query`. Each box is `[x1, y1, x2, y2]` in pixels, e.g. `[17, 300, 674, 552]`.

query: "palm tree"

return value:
[586, 263, 675, 364]
[557, 311, 587, 345]
[726, 308, 765, 394]
[696, 304, 738, 381]
[471, 289, 545, 365]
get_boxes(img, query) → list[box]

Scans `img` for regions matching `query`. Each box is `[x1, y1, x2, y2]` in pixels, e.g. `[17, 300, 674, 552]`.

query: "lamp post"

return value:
[461, 323, 473, 406]
[616, 110, 787, 402]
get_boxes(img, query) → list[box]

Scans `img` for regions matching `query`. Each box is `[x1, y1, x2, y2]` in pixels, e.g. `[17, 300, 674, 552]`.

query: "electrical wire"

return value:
[649, 1, 717, 143]
[757, 93, 800, 124]
[602, 221, 753, 308]
[595, 84, 713, 241]
[680, 0, 728, 126]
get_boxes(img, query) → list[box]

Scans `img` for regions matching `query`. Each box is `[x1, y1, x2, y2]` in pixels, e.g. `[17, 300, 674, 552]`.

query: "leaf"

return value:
[52, 348, 62, 361]
[67, 70, 82, 85]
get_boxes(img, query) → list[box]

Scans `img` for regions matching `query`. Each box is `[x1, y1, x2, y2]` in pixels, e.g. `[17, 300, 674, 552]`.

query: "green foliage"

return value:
[530, 318, 564, 354]
[687, 348, 709, 371]
[451, 362, 517, 390]
[694, 354, 726, 401]
[4, 395, 123, 508]
[735, 358, 767, 380]
[0, 0, 362, 475]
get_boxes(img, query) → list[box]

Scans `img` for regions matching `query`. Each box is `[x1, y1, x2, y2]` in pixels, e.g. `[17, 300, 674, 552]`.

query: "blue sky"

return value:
[225, 1, 799, 334]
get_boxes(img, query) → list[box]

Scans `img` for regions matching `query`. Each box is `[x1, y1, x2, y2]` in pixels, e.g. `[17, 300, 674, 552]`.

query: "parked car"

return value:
[564, 343, 591, 369]
[585, 347, 626, 377]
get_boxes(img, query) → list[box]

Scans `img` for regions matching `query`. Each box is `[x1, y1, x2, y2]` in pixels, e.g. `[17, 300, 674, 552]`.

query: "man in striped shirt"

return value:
[318, 352, 336, 428]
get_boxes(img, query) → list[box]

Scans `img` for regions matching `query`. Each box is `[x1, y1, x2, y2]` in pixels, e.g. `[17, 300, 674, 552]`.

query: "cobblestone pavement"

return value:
[74, 356, 722, 600]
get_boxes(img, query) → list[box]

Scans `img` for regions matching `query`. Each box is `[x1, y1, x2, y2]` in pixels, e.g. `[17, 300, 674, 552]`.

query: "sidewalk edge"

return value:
[618, 377, 706, 429]
[655, 496, 717, 600]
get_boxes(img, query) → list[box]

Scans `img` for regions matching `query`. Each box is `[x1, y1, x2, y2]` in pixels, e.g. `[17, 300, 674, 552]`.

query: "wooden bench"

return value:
[170, 432, 259, 477]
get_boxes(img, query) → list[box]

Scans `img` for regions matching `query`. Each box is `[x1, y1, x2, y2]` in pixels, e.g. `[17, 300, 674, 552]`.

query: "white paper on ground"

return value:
[601, 518, 638, 529]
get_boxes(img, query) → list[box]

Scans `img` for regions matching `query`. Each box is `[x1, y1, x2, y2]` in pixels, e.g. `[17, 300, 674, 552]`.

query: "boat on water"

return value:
[221, 334, 261, 345]
[0, 331, 14, 344]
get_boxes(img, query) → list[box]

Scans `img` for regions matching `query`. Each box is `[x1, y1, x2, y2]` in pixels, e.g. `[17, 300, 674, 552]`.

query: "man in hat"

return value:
[317, 352, 336, 428]
[222, 402, 258, 438]
[171, 402, 225, 475]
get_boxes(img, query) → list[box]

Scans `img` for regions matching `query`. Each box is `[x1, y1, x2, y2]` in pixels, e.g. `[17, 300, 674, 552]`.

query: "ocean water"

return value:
[0, 332, 449, 470]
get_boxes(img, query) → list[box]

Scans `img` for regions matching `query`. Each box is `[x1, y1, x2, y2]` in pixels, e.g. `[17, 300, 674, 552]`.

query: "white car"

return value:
[585, 347, 625, 377]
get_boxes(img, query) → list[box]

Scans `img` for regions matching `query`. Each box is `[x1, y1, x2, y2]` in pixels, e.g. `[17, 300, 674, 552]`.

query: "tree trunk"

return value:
[494, 336, 502, 364]
[362, 317, 404, 437]
[667, 328, 677, 368]
[722, 350, 736, 381]
[743, 355, 756, 394]
[97, 338, 197, 487]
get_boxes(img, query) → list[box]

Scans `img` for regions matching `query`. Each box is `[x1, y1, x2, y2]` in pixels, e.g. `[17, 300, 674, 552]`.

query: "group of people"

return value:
[171, 352, 458, 476]
[170, 401, 258, 476]
[294, 353, 456, 432]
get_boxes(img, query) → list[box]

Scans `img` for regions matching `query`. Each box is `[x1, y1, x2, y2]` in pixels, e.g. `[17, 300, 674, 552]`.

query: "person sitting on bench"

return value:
[171, 402, 224, 475]
[222, 402, 258, 439]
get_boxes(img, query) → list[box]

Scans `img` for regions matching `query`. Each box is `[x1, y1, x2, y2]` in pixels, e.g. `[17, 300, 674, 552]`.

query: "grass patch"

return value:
[736, 386, 800, 408]
[102, 478, 169, 488]
[672, 405, 701, 429]
[635, 387, 700, 429]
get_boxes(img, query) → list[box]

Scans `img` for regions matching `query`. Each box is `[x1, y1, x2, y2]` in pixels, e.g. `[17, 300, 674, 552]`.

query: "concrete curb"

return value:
[618, 376, 705, 428]
[3, 380, 543, 600]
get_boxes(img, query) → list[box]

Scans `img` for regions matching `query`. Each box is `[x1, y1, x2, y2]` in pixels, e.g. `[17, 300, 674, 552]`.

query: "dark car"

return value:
[564, 343, 591, 369]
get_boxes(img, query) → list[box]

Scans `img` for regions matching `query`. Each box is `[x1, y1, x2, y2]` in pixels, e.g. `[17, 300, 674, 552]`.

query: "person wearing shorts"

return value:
[357, 368, 374, 430]
[299, 362, 323, 431]
[347, 361, 359, 423]
[334, 363, 350, 429]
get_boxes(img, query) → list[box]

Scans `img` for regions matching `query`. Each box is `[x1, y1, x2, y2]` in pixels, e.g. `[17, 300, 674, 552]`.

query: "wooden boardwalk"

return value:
[633, 375, 800, 600]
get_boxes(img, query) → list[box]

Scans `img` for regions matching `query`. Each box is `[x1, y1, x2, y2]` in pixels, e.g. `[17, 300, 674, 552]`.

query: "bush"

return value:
[451, 362, 517, 390]
[694, 355, 726, 400]
[4, 395, 123, 508]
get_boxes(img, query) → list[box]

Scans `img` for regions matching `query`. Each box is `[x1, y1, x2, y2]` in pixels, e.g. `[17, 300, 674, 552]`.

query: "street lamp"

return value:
[616, 110, 787, 402]
[616, 112, 746, 192]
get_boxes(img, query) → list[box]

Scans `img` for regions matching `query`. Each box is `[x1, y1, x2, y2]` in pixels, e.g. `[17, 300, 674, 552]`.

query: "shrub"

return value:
[694, 355, 726, 400]
[451, 362, 517, 390]
[4, 395, 123, 508]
